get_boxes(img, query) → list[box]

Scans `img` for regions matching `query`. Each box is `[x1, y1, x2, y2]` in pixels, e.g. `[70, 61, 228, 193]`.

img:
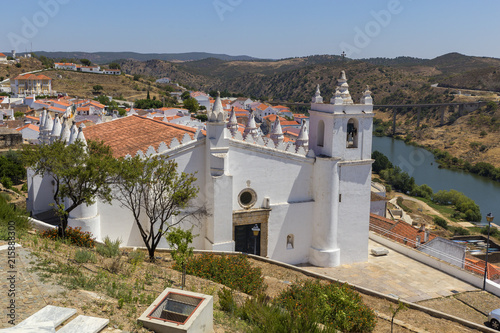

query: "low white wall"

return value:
[29, 217, 56, 232]
[370, 232, 500, 297]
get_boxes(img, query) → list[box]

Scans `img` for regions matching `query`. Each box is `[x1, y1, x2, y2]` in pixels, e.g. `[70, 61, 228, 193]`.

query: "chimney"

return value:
[424, 229, 430, 243]
[416, 236, 421, 247]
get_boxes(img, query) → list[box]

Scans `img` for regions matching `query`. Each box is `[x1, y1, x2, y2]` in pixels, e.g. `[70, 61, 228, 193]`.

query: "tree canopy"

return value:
[134, 99, 162, 109]
[183, 97, 199, 113]
[80, 58, 92, 66]
[22, 139, 116, 235]
[113, 155, 200, 261]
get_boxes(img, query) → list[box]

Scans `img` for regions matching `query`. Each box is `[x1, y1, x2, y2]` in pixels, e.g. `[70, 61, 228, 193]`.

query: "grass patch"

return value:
[96, 236, 121, 257]
[418, 198, 459, 222]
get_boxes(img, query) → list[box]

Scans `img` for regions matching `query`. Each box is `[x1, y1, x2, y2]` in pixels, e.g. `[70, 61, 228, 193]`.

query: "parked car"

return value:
[489, 308, 500, 330]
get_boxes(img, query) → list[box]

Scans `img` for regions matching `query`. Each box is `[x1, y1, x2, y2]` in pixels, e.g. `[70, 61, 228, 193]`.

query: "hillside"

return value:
[120, 57, 453, 108]
[0, 57, 45, 82]
[42, 70, 176, 101]
[375, 99, 500, 168]
[15, 51, 259, 64]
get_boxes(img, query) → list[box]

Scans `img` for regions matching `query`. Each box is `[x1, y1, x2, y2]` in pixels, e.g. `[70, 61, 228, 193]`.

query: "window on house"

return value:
[317, 120, 325, 147]
[346, 118, 358, 148]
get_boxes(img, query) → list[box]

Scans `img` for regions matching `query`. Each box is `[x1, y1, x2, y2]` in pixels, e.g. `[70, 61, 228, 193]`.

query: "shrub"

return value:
[450, 226, 470, 236]
[128, 250, 145, 266]
[275, 280, 376, 332]
[180, 254, 265, 295]
[433, 216, 448, 229]
[96, 236, 121, 257]
[74, 249, 96, 263]
[218, 288, 238, 314]
[411, 184, 433, 199]
[0, 196, 31, 240]
[40, 226, 95, 247]
[481, 226, 500, 238]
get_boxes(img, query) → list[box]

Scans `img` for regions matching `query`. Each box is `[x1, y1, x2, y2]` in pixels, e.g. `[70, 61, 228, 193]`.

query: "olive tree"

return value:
[22, 139, 116, 236]
[114, 155, 200, 261]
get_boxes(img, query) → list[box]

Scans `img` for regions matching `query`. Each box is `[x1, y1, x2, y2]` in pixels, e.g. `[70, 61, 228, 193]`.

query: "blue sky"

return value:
[2, 0, 499, 60]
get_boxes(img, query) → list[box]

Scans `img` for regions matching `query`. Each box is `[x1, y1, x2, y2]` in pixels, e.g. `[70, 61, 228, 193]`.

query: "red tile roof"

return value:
[369, 213, 436, 248]
[465, 258, 500, 280]
[13, 73, 51, 81]
[16, 124, 39, 132]
[83, 115, 199, 158]
[263, 115, 286, 122]
[281, 120, 300, 126]
[0, 53, 6, 57]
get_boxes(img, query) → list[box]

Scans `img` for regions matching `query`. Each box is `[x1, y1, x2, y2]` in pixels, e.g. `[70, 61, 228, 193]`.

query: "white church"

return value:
[27, 71, 374, 268]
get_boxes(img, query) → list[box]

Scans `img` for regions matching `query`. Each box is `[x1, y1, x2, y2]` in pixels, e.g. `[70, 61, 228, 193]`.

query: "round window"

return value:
[238, 188, 257, 209]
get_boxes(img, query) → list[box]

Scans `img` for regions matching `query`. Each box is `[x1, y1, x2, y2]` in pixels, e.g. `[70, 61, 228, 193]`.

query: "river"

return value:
[372, 136, 500, 224]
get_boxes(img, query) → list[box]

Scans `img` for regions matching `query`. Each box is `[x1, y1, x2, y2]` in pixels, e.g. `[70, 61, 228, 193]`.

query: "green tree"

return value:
[166, 227, 195, 289]
[108, 62, 121, 70]
[22, 140, 116, 236]
[113, 155, 200, 261]
[181, 91, 191, 100]
[80, 58, 91, 66]
[183, 97, 199, 113]
[372, 150, 393, 173]
[390, 300, 407, 333]
[93, 85, 103, 92]
[0, 150, 26, 185]
[14, 111, 24, 119]
[134, 99, 162, 109]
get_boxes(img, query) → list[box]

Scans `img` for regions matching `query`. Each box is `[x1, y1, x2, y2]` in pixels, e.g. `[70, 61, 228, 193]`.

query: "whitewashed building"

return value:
[27, 71, 374, 267]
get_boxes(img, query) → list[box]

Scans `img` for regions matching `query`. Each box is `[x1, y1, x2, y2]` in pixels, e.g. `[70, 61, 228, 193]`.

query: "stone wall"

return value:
[0, 128, 22, 148]
[233, 209, 270, 257]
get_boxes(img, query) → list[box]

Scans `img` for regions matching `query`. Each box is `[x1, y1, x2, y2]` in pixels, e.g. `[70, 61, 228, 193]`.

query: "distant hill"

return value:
[21, 51, 259, 64]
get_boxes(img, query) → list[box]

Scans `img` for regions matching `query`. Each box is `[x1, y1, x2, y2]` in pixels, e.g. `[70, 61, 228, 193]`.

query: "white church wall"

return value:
[99, 143, 208, 249]
[337, 162, 372, 264]
[228, 145, 314, 208]
[267, 201, 313, 264]
[28, 171, 56, 215]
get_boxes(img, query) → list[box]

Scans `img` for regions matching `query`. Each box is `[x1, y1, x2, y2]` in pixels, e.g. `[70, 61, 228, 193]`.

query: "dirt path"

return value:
[392, 192, 462, 227]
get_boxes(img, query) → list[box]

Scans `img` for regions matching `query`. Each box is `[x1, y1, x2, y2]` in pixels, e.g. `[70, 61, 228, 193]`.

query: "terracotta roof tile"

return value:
[83, 114, 199, 158]
[16, 124, 39, 132]
[369, 213, 436, 248]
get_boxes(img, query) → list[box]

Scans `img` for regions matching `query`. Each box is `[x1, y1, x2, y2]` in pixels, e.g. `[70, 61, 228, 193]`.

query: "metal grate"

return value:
[148, 292, 204, 324]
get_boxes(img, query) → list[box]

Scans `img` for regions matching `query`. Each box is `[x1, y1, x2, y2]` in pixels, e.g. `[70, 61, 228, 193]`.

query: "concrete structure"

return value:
[102, 69, 121, 75]
[138, 288, 213, 333]
[156, 77, 171, 84]
[27, 71, 374, 268]
[54, 63, 78, 70]
[0, 128, 22, 148]
[418, 237, 466, 268]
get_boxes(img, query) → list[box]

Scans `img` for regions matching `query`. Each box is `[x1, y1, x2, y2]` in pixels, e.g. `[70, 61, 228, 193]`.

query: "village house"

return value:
[10, 74, 52, 97]
[28, 71, 374, 268]
[0, 53, 7, 63]
[16, 123, 40, 143]
[191, 91, 211, 110]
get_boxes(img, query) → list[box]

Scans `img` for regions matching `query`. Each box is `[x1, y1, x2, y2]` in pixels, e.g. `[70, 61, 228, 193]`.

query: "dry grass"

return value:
[15, 232, 491, 332]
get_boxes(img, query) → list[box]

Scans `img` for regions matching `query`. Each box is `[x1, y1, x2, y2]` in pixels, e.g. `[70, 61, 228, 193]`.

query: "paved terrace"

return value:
[300, 239, 478, 303]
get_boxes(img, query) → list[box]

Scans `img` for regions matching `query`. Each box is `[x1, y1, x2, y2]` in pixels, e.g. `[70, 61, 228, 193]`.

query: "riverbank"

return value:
[374, 102, 500, 170]
[373, 136, 500, 223]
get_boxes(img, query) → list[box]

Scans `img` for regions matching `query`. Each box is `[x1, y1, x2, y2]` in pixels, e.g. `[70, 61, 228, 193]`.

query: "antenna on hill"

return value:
[341, 51, 346, 62]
